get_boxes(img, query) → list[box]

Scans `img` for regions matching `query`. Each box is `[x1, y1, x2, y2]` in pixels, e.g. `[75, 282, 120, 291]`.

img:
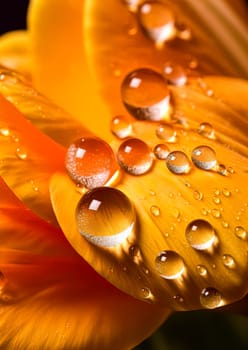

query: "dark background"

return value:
[0, 1, 248, 350]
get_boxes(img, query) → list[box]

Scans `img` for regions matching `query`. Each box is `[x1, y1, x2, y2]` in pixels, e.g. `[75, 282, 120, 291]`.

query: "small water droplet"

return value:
[234, 226, 247, 240]
[222, 254, 235, 268]
[198, 122, 216, 140]
[153, 143, 170, 159]
[16, 146, 28, 160]
[121, 68, 171, 121]
[155, 250, 185, 279]
[150, 205, 160, 217]
[138, 1, 176, 45]
[185, 219, 215, 250]
[191, 145, 217, 170]
[196, 265, 208, 277]
[166, 151, 191, 174]
[111, 115, 132, 139]
[213, 196, 221, 205]
[193, 190, 203, 201]
[221, 221, 229, 228]
[66, 137, 118, 189]
[201, 208, 209, 216]
[163, 62, 187, 86]
[0, 127, 10, 136]
[200, 287, 222, 309]
[188, 57, 198, 69]
[156, 123, 177, 142]
[141, 287, 153, 300]
[176, 22, 192, 40]
[76, 187, 135, 247]
[117, 138, 154, 175]
[216, 164, 228, 176]
[211, 209, 221, 219]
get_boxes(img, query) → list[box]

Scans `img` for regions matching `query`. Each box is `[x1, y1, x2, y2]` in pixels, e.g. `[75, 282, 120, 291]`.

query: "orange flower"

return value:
[0, 0, 247, 349]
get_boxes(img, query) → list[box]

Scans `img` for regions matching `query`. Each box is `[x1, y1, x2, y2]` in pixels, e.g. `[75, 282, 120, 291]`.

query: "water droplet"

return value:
[196, 265, 208, 277]
[198, 122, 216, 140]
[234, 226, 247, 240]
[188, 57, 199, 69]
[150, 205, 160, 217]
[191, 145, 217, 170]
[111, 115, 132, 139]
[138, 1, 176, 45]
[176, 22, 192, 40]
[163, 62, 187, 86]
[155, 250, 185, 279]
[123, 0, 141, 12]
[76, 187, 135, 247]
[66, 137, 118, 189]
[211, 209, 221, 219]
[222, 254, 235, 268]
[153, 143, 170, 159]
[200, 287, 222, 309]
[185, 219, 215, 250]
[141, 287, 153, 300]
[216, 164, 228, 176]
[193, 190, 203, 201]
[121, 68, 171, 121]
[201, 208, 209, 216]
[173, 294, 184, 303]
[0, 127, 10, 136]
[15, 146, 28, 160]
[166, 151, 191, 174]
[221, 221, 229, 228]
[117, 138, 154, 175]
[156, 123, 177, 142]
[213, 196, 221, 205]
[222, 189, 231, 197]
[227, 166, 235, 174]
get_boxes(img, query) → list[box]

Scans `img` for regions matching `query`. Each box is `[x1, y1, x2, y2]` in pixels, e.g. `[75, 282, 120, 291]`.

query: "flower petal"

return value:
[0, 178, 169, 350]
[0, 94, 65, 223]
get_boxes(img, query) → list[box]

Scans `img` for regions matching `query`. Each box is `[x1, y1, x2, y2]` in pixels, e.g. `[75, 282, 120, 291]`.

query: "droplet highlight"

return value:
[166, 151, 191, 174]
[76, 187, 135, 247]
[66, 137, 118, 189]
[155, 250, 185, 279]
[200, 287, 222, 309]
[121, 68, 171, 121]
[117, 138, 153, 175]
[191, 145, 217, 170]
[185, 219, 215, 250]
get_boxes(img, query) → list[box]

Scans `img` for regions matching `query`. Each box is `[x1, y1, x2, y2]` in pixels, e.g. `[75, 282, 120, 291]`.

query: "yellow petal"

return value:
[0, 177, 169, 350]
[0, 94, 65, 223]
[0, 30, 31, 79]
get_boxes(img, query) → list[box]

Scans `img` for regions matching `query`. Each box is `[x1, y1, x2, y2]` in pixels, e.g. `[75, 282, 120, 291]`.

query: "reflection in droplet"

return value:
[138, 1, 176, 45]
[153, 143, 170, 159]
[166, 151, 191, 174]
[76, 187, 135, 247]
[150, 205, 160, 217]
[196, 265, 208, 277]
[198, 122, 216, 140]
[16, 146, 28, 160]
[155, 250, 185, 279]
[66, 137, 118, 189]
[200, 287, 222, 309]
[222, 254, 235, 268]
[156, 123, 177, 142]
[163, 62, 187, 86]
[111, 115, 132, 139]
[185, 219, 215, 250]
[121, 68, 171, 121]
[234, 226, 247, 240]
[117, 138, 154, 175]
[191, 145, 217, 170]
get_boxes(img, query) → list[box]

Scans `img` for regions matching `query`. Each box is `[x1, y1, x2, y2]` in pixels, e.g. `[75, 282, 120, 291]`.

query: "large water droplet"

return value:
[198, 122, 216, 140]
[166, 151, 191, 174]
[200, 287, 222, 309]
[153, 143, 170, 159]
[163, 62, 187, 86]
[155, 250, 185, 279]
[111, 115, 132, 139]
[121, 68, 171, 121]
[76, 187, 135, 247]
[138, 1, 176, 45]
[117, 138, 154, 175]
[66, 137, 118, 189]
[185, 219, 215, 250]
[234, 226, 247, 240]
[156, 123, 177, 142]
[191, 145, 217, 170]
